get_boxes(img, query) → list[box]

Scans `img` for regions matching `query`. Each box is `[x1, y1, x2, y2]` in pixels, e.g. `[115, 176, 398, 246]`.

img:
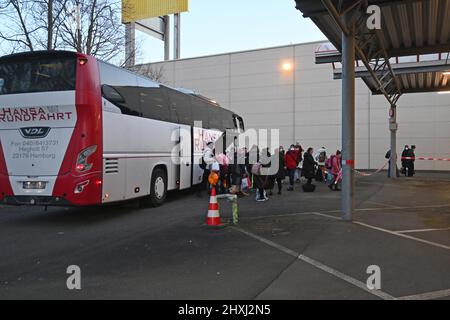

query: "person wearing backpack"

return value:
[328, 150, 342, 191]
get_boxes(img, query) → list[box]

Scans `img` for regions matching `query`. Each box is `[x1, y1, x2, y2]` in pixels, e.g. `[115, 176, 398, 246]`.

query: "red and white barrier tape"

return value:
[353, 160, 390, 177]
[401, 157, 450, 161]
[321, 155, 449, 181]
[322, 159, 388, 183]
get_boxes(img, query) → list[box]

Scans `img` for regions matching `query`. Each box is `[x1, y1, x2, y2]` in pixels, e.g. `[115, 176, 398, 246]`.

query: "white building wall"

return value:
[136, 41, 450, 171]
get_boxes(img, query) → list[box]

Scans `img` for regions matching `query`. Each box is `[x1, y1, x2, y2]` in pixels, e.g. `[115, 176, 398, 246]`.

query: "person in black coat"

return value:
[302, 147, 317, 185]
[401, 145, 409, 176]
[407, 145, 416, 177]
[271, 147, 286, 195]
[260, 148, 275, 194]
[385, 149, 400, 178]
[253, 148, 271, 201]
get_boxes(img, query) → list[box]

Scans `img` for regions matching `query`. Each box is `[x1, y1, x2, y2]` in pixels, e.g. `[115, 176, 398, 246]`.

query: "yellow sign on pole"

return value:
[122, 0, 189, 23]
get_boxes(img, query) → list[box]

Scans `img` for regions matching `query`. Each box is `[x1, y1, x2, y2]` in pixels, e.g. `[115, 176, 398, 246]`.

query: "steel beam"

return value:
[389, 106, 397, 179]
[334, 61, 450, 79]
[319, 0, 402, 106]
[125, 22, 136, 67]
[341, 12, 356, 222]
[174, 13, 181, 60]
[164, 15, 170, 61]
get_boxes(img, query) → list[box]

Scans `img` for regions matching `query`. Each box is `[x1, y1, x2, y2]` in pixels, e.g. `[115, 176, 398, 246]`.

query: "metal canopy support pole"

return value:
[174, 13, 181, 60]
[164, 15, 170, 61]
[389, 106, 398, 179]
[125, 22, 136, 68]
[341, 12, 356, 222]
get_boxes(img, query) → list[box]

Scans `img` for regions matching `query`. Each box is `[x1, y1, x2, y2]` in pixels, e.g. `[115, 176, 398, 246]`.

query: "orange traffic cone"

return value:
[206, 187, 222, 226]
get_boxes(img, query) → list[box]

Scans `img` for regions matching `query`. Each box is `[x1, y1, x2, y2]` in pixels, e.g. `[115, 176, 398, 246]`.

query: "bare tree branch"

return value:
[0, 0, 136, 65]
[133, 64, 166, 83]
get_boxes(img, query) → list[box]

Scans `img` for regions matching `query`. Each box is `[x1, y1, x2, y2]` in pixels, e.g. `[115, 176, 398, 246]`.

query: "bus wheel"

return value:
[141, 168, 167, 207]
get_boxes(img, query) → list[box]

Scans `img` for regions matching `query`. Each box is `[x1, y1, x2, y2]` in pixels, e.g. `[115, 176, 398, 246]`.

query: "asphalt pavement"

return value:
[1, 171, 449, 300]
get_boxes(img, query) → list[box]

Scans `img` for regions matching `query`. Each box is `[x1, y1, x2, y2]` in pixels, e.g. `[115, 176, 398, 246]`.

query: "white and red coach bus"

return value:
[0, 51, 244, 207]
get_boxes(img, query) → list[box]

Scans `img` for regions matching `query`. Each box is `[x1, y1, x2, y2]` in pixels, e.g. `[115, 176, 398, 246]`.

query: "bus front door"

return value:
[178, 126, 192, 190]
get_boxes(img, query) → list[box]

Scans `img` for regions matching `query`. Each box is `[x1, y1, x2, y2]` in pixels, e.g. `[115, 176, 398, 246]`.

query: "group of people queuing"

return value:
[201, 141, 343, 202]
[401, 145, 416, 177]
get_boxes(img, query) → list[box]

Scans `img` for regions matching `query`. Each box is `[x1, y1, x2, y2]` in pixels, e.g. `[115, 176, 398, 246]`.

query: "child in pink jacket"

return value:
[329, 150, 342, 191]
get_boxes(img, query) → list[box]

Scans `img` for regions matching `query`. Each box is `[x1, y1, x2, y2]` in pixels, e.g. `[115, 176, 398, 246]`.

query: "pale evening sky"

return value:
[135, 0, 326, 64]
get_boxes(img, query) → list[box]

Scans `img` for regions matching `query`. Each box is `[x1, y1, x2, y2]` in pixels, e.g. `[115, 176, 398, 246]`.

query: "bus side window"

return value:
[221, 109, 235, 131]
[233, 115, 244, 132]
[238, 117, 245, 131]
[162, 87, 179, 124]
[191, 97, 210, 129]
[167, 89, 192, 126]
[102, 85, 141, 117]
[208, 106, 221, 131]
[140, 87, 170, 122]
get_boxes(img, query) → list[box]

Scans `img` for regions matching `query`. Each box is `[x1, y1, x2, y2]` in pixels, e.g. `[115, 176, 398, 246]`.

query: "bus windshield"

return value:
[0, 54, 76, 95]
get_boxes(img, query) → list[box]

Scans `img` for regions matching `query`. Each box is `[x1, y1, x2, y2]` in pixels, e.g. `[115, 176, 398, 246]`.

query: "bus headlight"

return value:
[76, 145, 97, 172]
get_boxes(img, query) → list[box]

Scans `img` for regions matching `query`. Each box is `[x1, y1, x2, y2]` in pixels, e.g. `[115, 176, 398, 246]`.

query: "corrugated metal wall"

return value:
[137, 42, 450, 170]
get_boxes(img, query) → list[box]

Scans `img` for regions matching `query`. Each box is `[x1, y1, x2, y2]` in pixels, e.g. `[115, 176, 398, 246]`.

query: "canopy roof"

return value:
[296, 0, 450, 100]
[296, 0, 450, 57]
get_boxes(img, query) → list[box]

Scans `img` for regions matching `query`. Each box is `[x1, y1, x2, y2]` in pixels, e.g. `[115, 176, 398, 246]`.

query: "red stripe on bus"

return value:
[53, 53, 103, 206]
[0, 140, 13, 201]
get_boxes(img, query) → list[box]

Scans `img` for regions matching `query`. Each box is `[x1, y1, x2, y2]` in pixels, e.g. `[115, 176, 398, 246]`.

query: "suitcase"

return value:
[302, 183, 316, 192]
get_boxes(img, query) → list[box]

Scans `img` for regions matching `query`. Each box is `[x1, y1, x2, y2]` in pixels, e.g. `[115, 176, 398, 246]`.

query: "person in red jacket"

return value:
[285, 144, 299, 191]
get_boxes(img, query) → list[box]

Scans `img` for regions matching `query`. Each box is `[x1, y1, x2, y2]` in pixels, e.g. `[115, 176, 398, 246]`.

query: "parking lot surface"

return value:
[1, 172, 449, 300]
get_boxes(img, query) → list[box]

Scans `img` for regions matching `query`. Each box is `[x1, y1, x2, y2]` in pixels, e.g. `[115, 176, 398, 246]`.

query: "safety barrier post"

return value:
[216, 194, 239, 225]
[389, 105, 398, 179]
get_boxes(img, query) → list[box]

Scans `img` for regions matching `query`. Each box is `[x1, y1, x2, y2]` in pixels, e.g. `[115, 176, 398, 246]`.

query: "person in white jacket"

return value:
[203, 142, 218, 169]
[314, 147, 327, 165]
[201, 142, 220, 194]
[314, 147, 327, 182]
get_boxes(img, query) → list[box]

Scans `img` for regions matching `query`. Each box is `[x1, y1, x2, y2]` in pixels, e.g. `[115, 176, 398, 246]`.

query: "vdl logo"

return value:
[19, 127, 51, 139]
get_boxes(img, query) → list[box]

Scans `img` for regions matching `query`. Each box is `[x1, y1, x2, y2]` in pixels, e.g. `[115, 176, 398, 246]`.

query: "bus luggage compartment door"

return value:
[178, 126, 192, 190]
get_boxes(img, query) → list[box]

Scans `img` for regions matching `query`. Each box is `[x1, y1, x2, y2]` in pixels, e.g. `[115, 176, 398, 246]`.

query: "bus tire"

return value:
[142, 168, 167, 207]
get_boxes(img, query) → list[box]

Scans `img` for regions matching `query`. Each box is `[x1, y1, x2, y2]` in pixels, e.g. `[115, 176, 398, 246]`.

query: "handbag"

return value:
[241, 178, 249, 190]
[251, 163, 262, 175]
